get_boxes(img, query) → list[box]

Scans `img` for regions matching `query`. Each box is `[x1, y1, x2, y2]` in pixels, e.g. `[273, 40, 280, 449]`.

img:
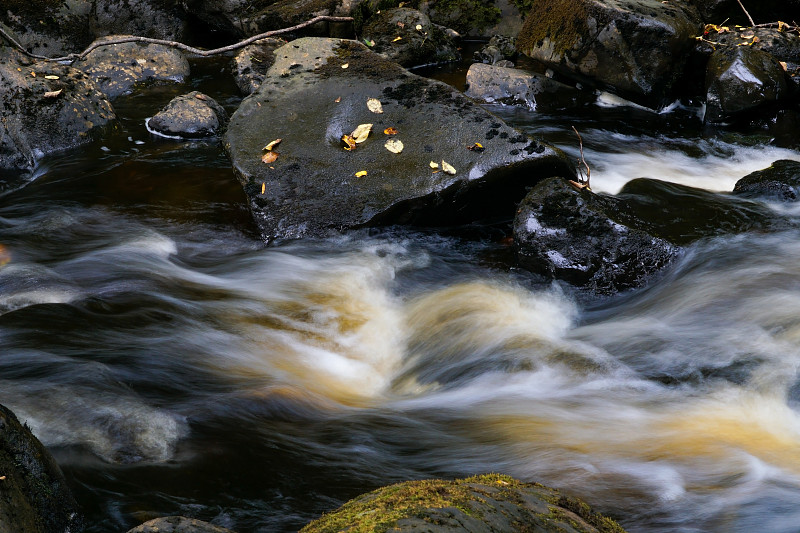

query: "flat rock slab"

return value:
[0, 403, 83, 533]
[74, 35, 190, 99]
[0, 48, 117, 178]
[223, 37, 574, 241]
[301, 473, 626, 533]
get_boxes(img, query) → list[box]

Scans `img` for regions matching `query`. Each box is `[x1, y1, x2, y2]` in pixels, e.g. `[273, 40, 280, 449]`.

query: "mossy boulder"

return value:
[147, 91, 228, 138]
[223, 37, 574, 241]
[126, 515, 236, 532]
[732, 159, 800, 201]
[74, 35, 190, 99]
[301, 474, 626, 533]
[704, 45, 789, 123]
[362, 8, 460, 68]
[516, 0, 702, 109]
[231, 38, 286, 95]
[0, 47, 117, 178]
[0, 403, 84, 533]
[0, 0, 93, 56]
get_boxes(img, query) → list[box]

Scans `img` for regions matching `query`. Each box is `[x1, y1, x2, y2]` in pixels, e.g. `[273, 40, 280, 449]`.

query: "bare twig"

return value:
[735, 0, 756, 26]
[571, 126, 591, 190]
[0, 15, 354, 63]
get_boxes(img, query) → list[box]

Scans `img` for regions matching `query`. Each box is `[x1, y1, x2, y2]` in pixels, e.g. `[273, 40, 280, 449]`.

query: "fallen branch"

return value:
[0, 15, 354, 63]
[735, 0, 756, 27]
[571, 126, 591, 191]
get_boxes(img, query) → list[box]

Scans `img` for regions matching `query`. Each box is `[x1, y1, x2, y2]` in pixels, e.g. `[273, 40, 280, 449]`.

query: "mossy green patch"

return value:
[516, 0, 606, 58]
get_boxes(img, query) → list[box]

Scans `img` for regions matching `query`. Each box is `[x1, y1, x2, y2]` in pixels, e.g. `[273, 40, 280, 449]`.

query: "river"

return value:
[1, 55, 800, 532]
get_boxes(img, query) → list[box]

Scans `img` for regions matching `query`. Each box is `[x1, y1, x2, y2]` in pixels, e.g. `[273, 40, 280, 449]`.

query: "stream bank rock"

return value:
[90, 0, 188, 42]
[0, 48, 117, 177]
[732, 160, 800, 200]
[147, 91, 228, 138]
[516, 0, 702, 109]
[0, 403, 84, 533]
[223, 37, 574, 241]
[301, 473, 626, 532]
[74, 36, 190, 99]
[126, 515, 236, 532]
[0, 0, 93, 56]
[231, 38, 285, 95]
[361, 8, 460, 68]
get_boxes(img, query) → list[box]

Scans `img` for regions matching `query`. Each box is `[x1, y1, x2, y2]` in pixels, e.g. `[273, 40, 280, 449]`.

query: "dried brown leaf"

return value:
[43, 89, 63, 98]
[384, 127, 399, 135]
[342, 134, 357, 151]
[261, 151, 279, 164]
[385, 139, 403, 153]
[367, 98, 383, 114]
[351, 123, 373, 143]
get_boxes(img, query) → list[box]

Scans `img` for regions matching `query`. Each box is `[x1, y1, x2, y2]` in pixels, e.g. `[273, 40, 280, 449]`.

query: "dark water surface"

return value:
[2, 56, 800, 532]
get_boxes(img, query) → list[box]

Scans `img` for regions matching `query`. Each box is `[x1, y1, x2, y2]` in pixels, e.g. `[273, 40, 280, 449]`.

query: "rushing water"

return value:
[2, 56, 800, 533]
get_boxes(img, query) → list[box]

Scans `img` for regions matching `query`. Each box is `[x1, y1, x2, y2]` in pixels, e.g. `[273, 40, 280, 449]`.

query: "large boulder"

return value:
[704, 45, 789, 123]
[74, 35, 190, 99]
[0, 0, 93, 56]
[231, 38, 285, 95]
[686, 0, 800, 26]
[301, 474, 627, 532]
[465, 63, 593, 110]
[0, 48, 117, 178]
[127, 516, 236, 533]
[147, 91, 228, 138]
[90, 0, 188, 42]
[0, 403, 84, 533]
[361, 8, 460, 68]
[223, 37, 574, 241]
[516, 0, 702, 109]
[732, 159, 800, 201]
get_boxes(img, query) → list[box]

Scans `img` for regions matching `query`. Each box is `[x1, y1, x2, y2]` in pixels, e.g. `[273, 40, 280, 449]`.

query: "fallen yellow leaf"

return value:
[351, 123, 373, 143]
[262, 151, 279, 164]
[341, 63, 349, 69]
[385, 139, 403, 153]
[467, 142, 485, 152]
[429, 161, 439, 169]
[43, 89, 63, 98]
[261, 182, 266, 194]
[335, 96, 342, 103]
[384, 127, 399, 135]
[441, 160, 456, 175]
[355, 170, 367, 178]
[367, 98, 384, 114]
[44, 75, 59, 80]
[262, 138, 282, 151]
[392, 36, 403, 42]
[415, 24, 423, 31]
[342, 134, 357, 151]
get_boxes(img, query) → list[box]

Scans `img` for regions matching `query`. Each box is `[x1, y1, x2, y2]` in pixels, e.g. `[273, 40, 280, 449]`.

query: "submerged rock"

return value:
[301, 473, 626, 532]
[0, 48, 117, 177]
[732, 159, 800, 201]
[362, 8, 460, 68]
[147, 91, 228, 138]
[704, 46, 789, 123]
[514, 177, 678, 294]
[231, 38, 285, 95]
[0, 403, 84, 533]
[516, 0, 701, 109]
[465, 63, 592, 109]
[223, 37, 574, 241]
[74, 35, 190, 99]
[127, 515, 236, 532]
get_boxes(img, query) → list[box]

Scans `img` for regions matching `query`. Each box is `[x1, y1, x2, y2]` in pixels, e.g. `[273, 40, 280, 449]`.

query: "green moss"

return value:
[516, 0, 606, 58]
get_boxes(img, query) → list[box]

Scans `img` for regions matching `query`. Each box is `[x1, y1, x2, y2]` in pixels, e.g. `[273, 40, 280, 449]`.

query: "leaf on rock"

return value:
[335, 96, 342, 103]
[392, 36, 403, 42]
[385, 139, 404, 153]
[262, 138, 282, 151]
[351, 123, 373, 143]
[384, 127, 399, 135]
[342, 134, 357, 151]
[43, 89, 63, 98]
[261, 182, 266, 194]
[261, 151, 279, 164]
[367, 98, 384, 114]
[467, 142, 485, 152]
[415, 24, 423, 31]
[355, 170, 367, 178]
[441, 160, 456, 175]
[429, 161, 439, 169]
[44, 75, 59, 80]
[364, 38, 375, 47]
[341, 63, 349, 69]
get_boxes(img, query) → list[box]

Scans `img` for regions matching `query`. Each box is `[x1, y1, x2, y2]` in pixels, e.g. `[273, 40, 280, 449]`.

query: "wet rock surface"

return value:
[733, 160, 800, 201]
[704, 45, 789, 123]
[465, 63, 593, 109]
[148, 91, 228, 138]
[223, 37, 575, 241]
[0, 403, 83, 533]
[473, 34, 517, 65]
[127, 515, 237, 533]
[74, 35, 190, 99]
[231, 38, 285, 95]
[301, 473, 627, 533]
[362, 8, 460, 68]
[0, 48, 117, 178]
[516, 0, 702, 109]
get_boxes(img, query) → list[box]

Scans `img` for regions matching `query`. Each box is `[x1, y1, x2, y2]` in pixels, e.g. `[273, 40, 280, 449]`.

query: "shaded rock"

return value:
[516, 0, 702, 109]
[301, 473, 626, 533]
[0, 403, 84, 533]
[90, 0, 188, 42]
[480, 0, 526, 38]
[732, 159, 800, 201]
[74, 35, 190, 99]
[425, 0, 502, 36]
[223, 37, 574, 241]
[147, 91, 228, 138]
[473, 34, 517, 65]
[0, 48, 117, 177]
[514, 177, 678, 293]
[711, 27, 800, 92]
[231, 38, 285, 95]
[0, 0, 93, 56]
[362, 8, 460, 68]
[704, 45, 789, 123]
[686, 0, 800, 27]
[126, 515, 236, 533]
[465, 63, 593, 109]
